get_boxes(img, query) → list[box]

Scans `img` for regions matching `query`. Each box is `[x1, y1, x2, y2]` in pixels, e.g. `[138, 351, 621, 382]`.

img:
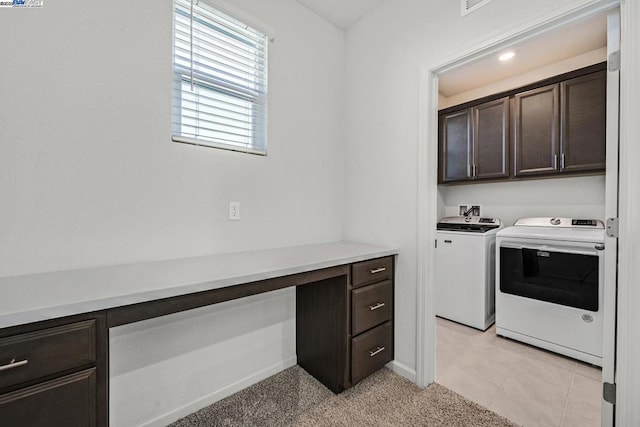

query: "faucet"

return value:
[463, 206, 477, 217]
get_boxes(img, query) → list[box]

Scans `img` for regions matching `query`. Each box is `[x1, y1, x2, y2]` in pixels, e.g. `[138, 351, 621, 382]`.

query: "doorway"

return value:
[416, 3, 621, 427]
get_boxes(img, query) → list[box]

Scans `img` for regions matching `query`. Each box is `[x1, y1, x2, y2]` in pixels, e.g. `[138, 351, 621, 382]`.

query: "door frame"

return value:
[613, 1, 640, 425]
[601, 9, 620, 425]
[416, 0, 634, 424]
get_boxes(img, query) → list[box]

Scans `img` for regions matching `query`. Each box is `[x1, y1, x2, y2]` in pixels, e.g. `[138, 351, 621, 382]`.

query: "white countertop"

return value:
[0, 242, 397, 329]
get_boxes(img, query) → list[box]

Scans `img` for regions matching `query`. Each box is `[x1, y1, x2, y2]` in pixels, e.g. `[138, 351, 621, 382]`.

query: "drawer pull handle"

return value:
[369, 302, 386, 311]
[370, 267, 386, 274]
[369, 346, 386, 357]
[0, 358, 28, 372]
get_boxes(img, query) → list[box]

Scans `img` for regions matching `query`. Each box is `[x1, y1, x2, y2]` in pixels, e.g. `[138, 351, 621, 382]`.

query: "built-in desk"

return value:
[0, 242, 397, 426]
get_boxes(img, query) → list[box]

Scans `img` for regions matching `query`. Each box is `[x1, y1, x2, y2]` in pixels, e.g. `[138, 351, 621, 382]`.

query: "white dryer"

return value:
[435, 216, 502, 330]
[496, 218, 605, 366]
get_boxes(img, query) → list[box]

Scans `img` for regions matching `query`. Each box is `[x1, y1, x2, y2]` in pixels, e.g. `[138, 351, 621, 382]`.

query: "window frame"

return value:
[172, 0, 269, 155]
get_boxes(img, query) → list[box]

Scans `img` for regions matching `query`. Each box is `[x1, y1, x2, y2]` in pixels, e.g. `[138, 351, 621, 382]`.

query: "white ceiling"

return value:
[295, 0, 384, 30]
[439, 13, 608, 97]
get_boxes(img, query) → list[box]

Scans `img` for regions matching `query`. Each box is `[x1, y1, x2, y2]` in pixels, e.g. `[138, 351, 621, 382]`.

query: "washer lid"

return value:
[437, 216, 502, 233]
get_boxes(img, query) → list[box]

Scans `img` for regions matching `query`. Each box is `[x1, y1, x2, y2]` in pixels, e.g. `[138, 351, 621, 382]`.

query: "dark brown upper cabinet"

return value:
[513, 84, 560, 177]
[514, 70, 606, 177]
[439, 109, 471, 183]
[560, 71, 607, 173]
[473, 98, 510, 180]
[439, 97, 509, 183]
[438, 63, 606, 184]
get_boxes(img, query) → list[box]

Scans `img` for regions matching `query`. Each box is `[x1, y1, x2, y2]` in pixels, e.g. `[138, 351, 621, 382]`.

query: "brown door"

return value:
[513, 84, 560, 176]
[560, 70, 606, 173]
[472, 97, 509, 180]
[439, 109, 471, 183]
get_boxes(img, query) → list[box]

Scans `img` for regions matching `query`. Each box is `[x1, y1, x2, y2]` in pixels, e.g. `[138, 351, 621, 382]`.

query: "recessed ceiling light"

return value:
[498, 51, 515, 61]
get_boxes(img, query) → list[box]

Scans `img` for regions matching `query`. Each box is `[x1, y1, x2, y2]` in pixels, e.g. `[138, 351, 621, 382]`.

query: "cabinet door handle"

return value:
[370, 267, 386, 274]
[369, 302, 386, 311]
[0, 358, 28, 372]
[369, 346, 386, 357]
[561, 153, 566, 170]
[554, 154, 558, 170]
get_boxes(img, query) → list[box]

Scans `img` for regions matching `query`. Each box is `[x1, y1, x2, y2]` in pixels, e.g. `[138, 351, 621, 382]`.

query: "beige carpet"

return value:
[170, 365, 518, 426]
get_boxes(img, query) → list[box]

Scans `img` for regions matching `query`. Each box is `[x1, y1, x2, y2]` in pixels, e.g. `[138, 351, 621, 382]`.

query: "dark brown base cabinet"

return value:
[349, 258, 394, 387]
[0, 254, 395, 426]
[439, 62, 606, 184]
[0, 314, 107, 427]
[0, 369, 96, 427]
[297, 256, 394, 393]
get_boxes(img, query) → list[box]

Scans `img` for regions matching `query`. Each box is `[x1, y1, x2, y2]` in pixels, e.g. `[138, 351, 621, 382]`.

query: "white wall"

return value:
[440, 176, 606, 226]
[0, 0, 345, 425]
[110, 289, 296, 427]
[343, 0, 611, 379]
[0, 0, 345, 276]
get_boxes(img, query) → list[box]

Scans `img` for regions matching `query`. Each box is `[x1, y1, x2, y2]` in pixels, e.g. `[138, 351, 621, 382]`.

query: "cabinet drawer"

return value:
[0, 320, 96, 390]
[352, 280, 392, 335]
[0, 368, 96, 427]
[351, 321, 392, 385]
[352, 257, 393, 288]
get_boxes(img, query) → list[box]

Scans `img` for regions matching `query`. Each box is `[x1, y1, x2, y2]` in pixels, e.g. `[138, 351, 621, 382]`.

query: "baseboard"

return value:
[387, 360, 417, 383]
[139, 356, 298, 427]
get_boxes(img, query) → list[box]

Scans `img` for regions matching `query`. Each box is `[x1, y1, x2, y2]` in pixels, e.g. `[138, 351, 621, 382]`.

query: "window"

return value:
[172, 0, 268, 155]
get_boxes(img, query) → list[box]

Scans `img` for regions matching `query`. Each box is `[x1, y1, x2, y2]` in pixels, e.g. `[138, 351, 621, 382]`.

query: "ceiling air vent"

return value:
[461, 0, 494, 16]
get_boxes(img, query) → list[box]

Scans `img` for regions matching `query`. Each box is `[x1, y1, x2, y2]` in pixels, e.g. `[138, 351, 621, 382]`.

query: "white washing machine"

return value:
[435, 216, 502, 330]
[496, 217, 605, 366]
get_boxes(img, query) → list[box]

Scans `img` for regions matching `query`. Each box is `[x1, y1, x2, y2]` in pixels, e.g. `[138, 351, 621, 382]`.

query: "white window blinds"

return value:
[172, 0, 268, 155]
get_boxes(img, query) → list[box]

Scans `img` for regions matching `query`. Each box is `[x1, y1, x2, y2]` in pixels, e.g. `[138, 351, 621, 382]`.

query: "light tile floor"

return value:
[436, 317, 602, 427]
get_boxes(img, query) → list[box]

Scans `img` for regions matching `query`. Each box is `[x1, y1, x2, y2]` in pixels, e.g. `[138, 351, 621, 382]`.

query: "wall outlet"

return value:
[229, 201, 240, 221]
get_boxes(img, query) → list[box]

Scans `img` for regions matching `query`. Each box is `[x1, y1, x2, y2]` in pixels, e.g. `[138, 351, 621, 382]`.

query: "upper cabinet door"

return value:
[560, 70, 606, 173]
[439, 109, 471, 183]
[513, 84, 560, 177]
[472, 97, 509, 180]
